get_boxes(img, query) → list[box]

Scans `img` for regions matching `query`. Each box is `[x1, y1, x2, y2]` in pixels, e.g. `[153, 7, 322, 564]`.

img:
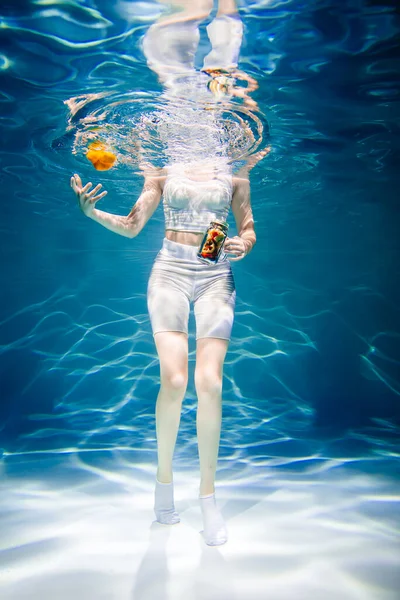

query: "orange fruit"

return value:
[86, 141, 117, 171]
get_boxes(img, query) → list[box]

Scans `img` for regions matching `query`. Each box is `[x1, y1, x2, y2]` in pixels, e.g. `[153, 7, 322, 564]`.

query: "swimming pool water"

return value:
[0, 2, 399, 598]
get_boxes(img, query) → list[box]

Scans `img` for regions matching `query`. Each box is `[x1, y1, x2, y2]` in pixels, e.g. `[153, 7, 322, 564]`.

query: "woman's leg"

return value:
[195, 336, 230, 545]
[194, 337, 229, 496]
[154, 331, 189, 484]
[151, 330, 188, 525]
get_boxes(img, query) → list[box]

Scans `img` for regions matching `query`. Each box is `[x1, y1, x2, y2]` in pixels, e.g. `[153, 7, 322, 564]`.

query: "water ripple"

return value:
[0, 7, 399, 584]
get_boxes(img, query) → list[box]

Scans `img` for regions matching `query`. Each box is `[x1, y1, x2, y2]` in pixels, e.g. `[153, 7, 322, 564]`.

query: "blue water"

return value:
[0, 1, 399, 598]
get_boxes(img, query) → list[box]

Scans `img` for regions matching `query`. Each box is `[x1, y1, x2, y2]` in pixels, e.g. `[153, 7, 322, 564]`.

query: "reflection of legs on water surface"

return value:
[202, 0, 243, 73]
[142, 0, 244, 97]
[153, 331, 188, 525]
[142, 0, 213, 89]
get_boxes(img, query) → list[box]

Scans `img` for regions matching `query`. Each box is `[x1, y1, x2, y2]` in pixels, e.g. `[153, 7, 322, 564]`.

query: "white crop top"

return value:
[163, 167, 233, 233]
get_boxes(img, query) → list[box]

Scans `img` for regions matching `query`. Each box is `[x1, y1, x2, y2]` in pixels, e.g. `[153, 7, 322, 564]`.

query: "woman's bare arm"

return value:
[224, 177, 256, 260]
[235, 145, 271, 179]
[71, 174, 163, 238]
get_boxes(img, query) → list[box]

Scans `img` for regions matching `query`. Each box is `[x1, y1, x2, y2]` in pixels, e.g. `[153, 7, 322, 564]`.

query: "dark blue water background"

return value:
[0, 0, 399, 474]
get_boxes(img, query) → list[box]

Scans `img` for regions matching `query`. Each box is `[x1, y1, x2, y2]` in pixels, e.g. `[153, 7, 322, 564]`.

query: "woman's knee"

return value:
[161, 370, 188, 395]
[194, 367, 223, 397]
[154, 331, 189, 396]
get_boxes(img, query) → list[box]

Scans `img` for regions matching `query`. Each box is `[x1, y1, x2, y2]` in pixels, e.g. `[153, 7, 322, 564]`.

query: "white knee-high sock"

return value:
[154, 479, 180, 525]
[199, 493, 228, 545]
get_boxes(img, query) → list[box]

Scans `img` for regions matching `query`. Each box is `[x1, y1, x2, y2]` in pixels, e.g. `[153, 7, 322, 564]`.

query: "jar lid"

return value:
[211, 220, 229, 230]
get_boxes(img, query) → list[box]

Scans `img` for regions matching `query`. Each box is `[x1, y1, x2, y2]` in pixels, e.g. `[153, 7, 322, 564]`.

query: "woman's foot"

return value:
[154, 478, 180, 525]
[200, 493, 228, 545]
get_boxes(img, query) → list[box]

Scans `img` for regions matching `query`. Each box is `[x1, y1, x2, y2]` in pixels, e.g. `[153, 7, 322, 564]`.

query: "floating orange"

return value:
[86, 141, 117, 171]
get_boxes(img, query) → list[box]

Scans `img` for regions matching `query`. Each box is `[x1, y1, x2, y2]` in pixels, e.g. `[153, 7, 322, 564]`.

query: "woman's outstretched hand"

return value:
[70, 173, 108, 217]
[224, 236, 248, 261]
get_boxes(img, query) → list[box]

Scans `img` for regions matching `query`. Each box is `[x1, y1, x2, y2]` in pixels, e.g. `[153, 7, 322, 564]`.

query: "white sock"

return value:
[154, 478, 180, 525]
[199, 493, 228, 546]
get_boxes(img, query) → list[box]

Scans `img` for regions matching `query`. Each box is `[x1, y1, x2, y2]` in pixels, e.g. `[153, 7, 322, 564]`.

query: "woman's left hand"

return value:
[224, 236, 247, 261]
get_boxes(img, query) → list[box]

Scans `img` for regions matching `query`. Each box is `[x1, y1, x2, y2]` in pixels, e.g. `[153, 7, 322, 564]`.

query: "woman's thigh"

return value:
[193, 266, 236, 341]
[154, 331, 189, 385]
[194, 337, 229, 394]
[196, 337, 229, 374]
[147, 264, 191, 337]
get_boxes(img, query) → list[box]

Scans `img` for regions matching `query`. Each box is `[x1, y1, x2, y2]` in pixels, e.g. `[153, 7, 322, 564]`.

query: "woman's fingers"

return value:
[225, 237, 246, 260]
[227, 255, 244, 262]
[71, 174, 106, 216]
[225, 242, 244, 252]
[81, 182, 93, 194]
[87, 183, 102, 197]
[71, 174, 105, 198]
[70, 176, 78, 192]
[91, 190, 107, 202]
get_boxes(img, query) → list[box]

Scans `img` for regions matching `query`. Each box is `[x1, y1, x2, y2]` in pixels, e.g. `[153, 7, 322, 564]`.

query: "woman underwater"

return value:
[70, 0, 266, 546]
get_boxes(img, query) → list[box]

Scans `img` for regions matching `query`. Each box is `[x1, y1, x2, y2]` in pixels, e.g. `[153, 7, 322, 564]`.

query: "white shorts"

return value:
[147, 238, 236, 340]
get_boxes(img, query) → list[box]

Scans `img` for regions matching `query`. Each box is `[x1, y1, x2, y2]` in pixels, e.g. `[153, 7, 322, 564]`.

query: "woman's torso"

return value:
[161, 166, 234, 246]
